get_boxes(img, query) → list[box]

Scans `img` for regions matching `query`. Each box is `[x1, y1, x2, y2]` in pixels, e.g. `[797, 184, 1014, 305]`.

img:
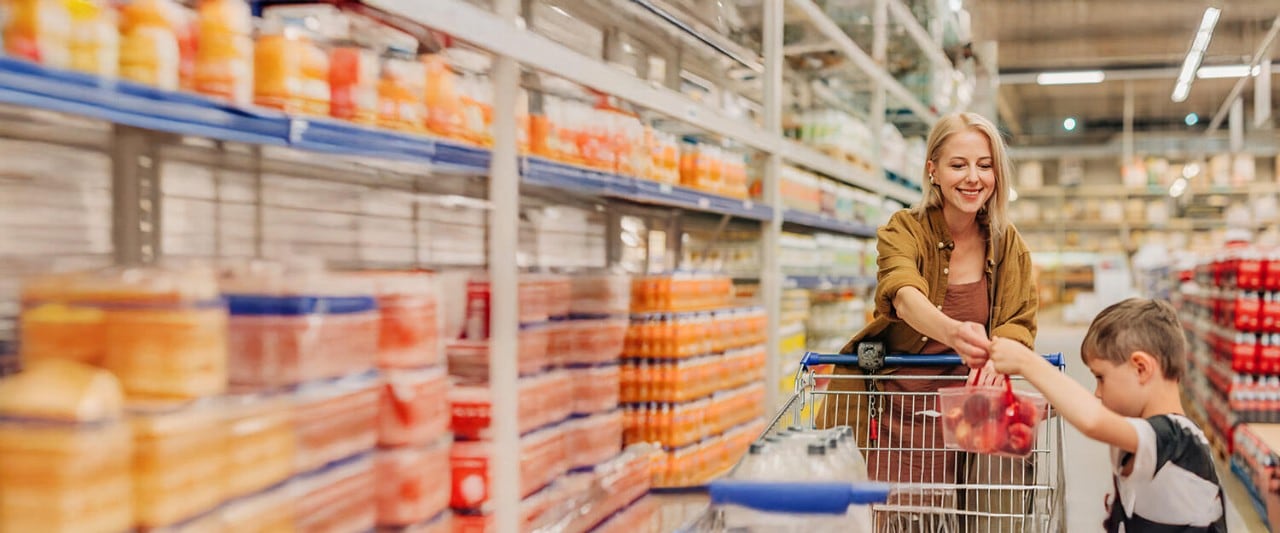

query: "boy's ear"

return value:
[1129, 351, 1159, 383]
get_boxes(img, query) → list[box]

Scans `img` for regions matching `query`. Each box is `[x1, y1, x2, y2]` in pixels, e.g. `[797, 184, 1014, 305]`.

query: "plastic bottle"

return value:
[194, 0, 251, 104]
[68, 0, 118, 77]
[118, 0, 180, 89]
[3, 0, 71, 67]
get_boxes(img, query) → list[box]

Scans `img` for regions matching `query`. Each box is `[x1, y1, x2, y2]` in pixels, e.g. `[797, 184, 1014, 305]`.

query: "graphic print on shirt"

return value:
[1104, 414, 1226, 533]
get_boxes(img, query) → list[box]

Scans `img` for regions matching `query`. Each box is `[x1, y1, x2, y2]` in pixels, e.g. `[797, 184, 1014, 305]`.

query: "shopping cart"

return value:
[681, 351, 1068, 533]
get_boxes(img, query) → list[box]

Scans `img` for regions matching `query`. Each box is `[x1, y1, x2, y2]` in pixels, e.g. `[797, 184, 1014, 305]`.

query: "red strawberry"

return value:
[964, 395, 992, 424]
[943, 406, 964, 432]
[1006, 423, 1034, 454]
[955, 421, 974, 449]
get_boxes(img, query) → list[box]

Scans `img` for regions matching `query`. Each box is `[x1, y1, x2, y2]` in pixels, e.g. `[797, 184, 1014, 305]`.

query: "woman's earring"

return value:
[929, 174, 936, 185]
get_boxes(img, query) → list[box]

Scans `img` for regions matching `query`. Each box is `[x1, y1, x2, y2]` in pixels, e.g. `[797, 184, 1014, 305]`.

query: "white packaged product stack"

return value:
[723, 427, 872, 533]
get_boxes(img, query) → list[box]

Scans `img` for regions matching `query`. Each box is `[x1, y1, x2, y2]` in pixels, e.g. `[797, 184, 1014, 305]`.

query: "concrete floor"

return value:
[1039, 317, 1264, 532]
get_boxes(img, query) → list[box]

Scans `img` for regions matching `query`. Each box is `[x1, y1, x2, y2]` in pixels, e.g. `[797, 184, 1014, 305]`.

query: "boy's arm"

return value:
[989, 337, 1140, 453]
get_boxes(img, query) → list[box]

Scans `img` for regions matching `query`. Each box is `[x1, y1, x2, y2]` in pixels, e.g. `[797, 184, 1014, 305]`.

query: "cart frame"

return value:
[682, 351, 1068, 533]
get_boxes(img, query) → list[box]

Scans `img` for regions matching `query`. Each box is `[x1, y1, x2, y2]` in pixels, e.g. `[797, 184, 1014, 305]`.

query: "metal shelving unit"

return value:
[0, 0, 967, 529]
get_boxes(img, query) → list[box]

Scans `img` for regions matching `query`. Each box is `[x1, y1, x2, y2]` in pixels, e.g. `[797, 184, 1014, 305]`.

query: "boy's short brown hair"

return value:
[1081, 298, 1188, 381]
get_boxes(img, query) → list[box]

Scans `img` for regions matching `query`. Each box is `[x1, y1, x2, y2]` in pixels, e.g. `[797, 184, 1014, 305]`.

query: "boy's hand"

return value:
[988, 336, 1036, 375]
[947, 320, 991, 368]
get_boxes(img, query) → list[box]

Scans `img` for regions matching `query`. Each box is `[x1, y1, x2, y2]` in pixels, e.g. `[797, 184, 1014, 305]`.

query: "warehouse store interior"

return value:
[0, 0, 1279, 532]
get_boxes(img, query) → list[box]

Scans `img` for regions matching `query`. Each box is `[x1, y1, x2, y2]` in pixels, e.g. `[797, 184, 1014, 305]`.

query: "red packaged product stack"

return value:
[222, 267, 379, 391]
[379, 367, 450, 448]
[376, 438, 451, 528]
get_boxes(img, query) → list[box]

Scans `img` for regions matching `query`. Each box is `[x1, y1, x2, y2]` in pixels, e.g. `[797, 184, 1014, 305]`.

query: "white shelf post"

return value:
[488, 0, 521, 530]
[762, 0, 785, 410]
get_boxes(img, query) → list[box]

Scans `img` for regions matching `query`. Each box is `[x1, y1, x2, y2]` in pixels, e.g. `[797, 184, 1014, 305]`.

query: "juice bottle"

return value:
[680, 142, 698, 188]
[329, 42, 377, 124]
[3, 0, 71, 67]
[377, 46, 426, 132]
[254, 22, 329, 115]
[423, 52, 462, 138]
[67, 0, 117, 76]
[118, 0, 179, 89]
[194, 0, 252, 104]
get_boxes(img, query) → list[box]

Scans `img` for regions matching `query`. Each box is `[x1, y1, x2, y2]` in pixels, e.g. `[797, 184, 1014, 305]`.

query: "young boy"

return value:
[985, 298, 1227, 532]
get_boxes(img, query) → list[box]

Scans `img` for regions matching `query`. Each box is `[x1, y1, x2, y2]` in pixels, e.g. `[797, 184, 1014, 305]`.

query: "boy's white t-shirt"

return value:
[1105, 414, 1227, 532]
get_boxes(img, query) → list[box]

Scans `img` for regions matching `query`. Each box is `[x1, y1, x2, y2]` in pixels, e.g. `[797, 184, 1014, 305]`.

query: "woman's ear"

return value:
[1130, 351, 1159, 384]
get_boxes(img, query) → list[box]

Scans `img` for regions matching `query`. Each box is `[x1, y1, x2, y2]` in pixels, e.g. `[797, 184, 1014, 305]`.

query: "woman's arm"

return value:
[894, 286, 991, 366]
[874, 212, 990, 367]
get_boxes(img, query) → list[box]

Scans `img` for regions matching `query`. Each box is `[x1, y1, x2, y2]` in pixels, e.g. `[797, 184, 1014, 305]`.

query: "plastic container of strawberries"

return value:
[938, 383, 1047, 458]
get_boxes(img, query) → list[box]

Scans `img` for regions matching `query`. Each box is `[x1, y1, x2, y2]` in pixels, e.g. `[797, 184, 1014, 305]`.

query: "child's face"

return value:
[1085, 356, 1146, 418]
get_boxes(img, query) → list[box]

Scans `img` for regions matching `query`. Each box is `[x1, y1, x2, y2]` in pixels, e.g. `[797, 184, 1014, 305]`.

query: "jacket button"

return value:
[937, 242, 945, 249]
[938, 304, 944, 310]
[921, 336, 928, 342]
[943, 268, 949, 274]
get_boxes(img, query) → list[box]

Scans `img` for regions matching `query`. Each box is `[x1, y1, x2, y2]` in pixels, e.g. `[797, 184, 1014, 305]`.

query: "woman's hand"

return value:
[966, 360, 1003, 387]
[947, 320, 991, 368]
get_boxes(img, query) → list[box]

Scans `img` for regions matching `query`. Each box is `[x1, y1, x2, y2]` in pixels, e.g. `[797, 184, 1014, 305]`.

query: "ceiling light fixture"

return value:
[1197, 64, 1263, 79]
[1173, 7, 1221, 102]
[1063, 117, 1078, 131]
[1169, 177, 1189, 198]
[1185, 113, 1199, 126]
[1036, 70, 1106, 85]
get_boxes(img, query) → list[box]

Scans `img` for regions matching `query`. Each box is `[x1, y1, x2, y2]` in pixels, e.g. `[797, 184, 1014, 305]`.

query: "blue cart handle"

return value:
[708, 480, 892, 514]
[801, 352, 1064, 368]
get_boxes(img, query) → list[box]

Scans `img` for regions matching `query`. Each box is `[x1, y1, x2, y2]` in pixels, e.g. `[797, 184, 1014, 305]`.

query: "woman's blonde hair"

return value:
[910, 112, 1012, 244]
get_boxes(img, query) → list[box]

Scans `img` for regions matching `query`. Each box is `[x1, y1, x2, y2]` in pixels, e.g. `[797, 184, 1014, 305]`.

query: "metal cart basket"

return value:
[681, 351, 1067, 533]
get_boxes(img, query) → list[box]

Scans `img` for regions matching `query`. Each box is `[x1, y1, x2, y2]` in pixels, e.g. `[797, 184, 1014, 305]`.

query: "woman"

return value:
[818, 112, 1038, 531]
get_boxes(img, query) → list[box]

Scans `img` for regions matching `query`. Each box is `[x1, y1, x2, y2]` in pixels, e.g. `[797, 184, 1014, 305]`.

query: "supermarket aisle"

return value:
[1039, 316, 1261, 532]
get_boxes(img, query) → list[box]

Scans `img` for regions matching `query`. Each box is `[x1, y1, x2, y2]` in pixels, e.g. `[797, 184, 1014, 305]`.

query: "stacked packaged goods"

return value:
[621, 274, 767, 488]
[446, 272, 630, 531]
[1, 263, 458, 532]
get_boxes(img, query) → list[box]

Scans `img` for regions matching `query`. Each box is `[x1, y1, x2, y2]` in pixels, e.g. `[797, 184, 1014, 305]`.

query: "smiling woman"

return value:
[819, 111, 1040, 530]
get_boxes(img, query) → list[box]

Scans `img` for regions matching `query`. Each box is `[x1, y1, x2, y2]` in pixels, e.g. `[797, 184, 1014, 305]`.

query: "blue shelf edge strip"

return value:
[785, 275, 875, 289]
[1231, 457, 1271, 531]
[0, 58, 780, 221]
[782, 209, 877, 237]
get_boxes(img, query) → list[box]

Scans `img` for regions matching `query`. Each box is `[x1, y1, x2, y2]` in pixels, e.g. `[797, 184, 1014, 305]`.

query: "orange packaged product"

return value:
[378, 367, 450, 448]
[0, 360, 132, 533]
[129, 400, 230, 529]
[3, 0, 70, 66]
[293, 373, 380, 474]
[329, 43, 377, 124]
[375, 439, 450, 527]
[255, 22, 329, 115]
[223, 269, 379, 389]
[19, 265, 228, 400]
[423, 52, 462, 138]
[68, 0, 119, 76]
[224, 395, 294, 500]
[366, 272, 442, 369]
[378, 46, 427, 132]
[194, 0, 252, 104]
[118, 0, 181, 89]
[296, 453, 376, 533]
[220, 481, 296, 533]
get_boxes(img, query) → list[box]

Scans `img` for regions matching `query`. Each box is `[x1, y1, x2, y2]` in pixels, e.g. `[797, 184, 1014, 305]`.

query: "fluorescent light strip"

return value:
[1036, 70, 1105, 85]
[1173, 7, 1221, 102]
[1197, 64, 1263, 79]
